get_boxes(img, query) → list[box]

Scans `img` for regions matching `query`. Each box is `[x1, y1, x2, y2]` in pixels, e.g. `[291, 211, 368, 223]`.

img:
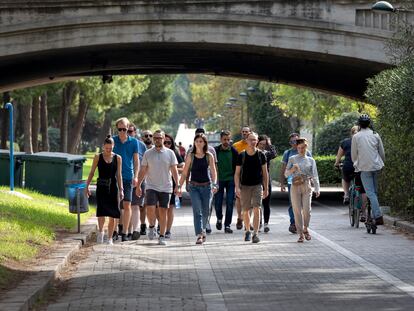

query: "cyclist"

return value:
[335, 126, 359, 205]
[351, 114, 385, 225]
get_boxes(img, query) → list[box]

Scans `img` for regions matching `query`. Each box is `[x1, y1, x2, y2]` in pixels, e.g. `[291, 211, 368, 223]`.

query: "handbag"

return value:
[292, 175, 305, 186]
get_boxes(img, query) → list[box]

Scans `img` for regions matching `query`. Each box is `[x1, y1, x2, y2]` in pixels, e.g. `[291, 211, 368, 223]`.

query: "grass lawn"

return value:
[82, 152, 98, 184]
[0, 186, 95, 288]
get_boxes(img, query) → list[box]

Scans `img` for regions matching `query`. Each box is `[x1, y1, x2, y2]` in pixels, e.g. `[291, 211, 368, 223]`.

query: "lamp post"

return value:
[372, 1, 397, 13]
[3, 101, 14, 191]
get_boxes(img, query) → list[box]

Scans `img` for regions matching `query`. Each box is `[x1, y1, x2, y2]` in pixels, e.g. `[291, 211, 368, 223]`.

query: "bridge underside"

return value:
[0, 43, 390, 99]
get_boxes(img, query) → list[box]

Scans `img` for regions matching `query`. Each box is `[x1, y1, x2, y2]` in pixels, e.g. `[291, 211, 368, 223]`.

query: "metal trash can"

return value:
[0, 149, 25, 187]
[65, 180, 89, 233]
[22, 152, 86, 197]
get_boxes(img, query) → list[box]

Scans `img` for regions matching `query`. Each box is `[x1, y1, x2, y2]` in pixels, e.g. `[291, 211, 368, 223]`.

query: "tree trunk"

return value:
[60, 82, 77, 153]
[68, 92, 88, 154]
[98, 111, 113, 145]
[40, 92, 49, 151]
[21, 100, 33, 154]
[31, 96, 40, 153]
[1, 92, 10, 149]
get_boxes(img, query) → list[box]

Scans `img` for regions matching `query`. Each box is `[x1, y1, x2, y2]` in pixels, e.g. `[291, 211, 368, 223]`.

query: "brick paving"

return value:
[45, 199, 414, 311]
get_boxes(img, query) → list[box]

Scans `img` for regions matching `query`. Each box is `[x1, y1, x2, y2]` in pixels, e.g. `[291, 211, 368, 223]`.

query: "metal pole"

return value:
[4, 102, 14, 191]
[76, 187, 81, 233]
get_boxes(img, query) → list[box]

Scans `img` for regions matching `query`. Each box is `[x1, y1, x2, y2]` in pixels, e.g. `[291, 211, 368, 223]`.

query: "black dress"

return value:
[96, 153, 120, 218]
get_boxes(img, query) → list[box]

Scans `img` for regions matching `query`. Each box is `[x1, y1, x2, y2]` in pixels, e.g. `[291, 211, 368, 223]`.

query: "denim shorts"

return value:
[122, 179, 133, 202]
[145, 189, 171, 208]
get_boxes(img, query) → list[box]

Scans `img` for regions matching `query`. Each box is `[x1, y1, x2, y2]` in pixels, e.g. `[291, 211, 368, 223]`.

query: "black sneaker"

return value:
[216, 220, 223, 230]
[264, 223, 270, 233]
[206, 223, 212, 234]
[127, 233, 132, 240]
[157, 225, 160, 235]
[343, 197, 350, 205]
[252, 234, 260, 243]
[112, 231, 118, 241]
[224, 227, 233, 234]
[140, 224, 147, 235]
[288, 224, 297, 234]
[131, 231, 141, 240]
[121, 234, 128, 242]
[244, 231, 251, 242]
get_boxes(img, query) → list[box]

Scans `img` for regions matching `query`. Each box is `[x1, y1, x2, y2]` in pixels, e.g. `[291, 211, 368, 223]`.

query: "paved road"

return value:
[45, 195, 414, 311]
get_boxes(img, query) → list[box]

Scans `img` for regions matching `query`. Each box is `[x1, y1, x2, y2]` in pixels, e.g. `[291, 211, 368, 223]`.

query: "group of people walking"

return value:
[86, 113, 383, 246]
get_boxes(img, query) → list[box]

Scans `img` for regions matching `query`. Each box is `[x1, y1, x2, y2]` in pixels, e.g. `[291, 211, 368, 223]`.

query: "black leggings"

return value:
[262, 182, 272, 224]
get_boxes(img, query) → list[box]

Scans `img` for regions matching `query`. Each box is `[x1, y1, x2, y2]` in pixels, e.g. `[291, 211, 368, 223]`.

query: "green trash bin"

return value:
[23, 152, 86, 197]
[0, 149, 25, 187]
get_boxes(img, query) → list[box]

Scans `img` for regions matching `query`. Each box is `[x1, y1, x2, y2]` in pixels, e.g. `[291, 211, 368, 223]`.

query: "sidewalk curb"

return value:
[383, 215, 414, 233]
[0, 217, 96, 311]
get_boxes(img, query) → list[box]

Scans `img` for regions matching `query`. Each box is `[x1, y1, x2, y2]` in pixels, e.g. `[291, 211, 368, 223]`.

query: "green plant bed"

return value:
[0, 186, 95, 265]
[270, 155, 341, 185]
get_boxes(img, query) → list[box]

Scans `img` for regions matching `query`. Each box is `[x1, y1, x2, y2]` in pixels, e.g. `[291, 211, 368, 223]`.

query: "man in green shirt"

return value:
[214, 130, 239, 233]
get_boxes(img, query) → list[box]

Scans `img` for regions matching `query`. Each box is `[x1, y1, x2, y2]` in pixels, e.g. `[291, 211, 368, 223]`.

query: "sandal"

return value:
[304, 231, 311, 241]
[297, 235, 304, 243]
[196, 236, 203, 245]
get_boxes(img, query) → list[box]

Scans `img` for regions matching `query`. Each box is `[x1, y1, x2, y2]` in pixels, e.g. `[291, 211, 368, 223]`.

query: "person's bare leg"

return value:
[253, 207, 260, 233]
[146, 206, 156, 227]
[158, 208, 168, 236]
[122, 201, 132, 235]
[98, 217, 105, 232]
[140, 206, 147, 226]
[243, 208, 251, 232]
[342, 180, 350, 198]
[167, 205, 174, 232]
[130, 205, 140, 232]
[108, 218, 115, 239]
[236, 197, 242, 220]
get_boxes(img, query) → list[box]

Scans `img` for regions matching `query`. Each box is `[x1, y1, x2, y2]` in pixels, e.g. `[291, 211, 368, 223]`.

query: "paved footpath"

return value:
[45, 200, 414, 311]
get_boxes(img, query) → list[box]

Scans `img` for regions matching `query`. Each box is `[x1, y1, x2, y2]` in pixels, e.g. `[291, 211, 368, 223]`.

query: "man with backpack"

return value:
[234, 132, 269, 243]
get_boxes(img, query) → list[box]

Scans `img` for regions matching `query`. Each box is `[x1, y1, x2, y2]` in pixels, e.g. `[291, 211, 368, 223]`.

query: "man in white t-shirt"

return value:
[136, 130, 179, 245]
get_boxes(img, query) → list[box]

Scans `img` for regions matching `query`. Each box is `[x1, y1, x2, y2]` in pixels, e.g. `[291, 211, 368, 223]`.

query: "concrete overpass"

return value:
[0, 0, 410, 98]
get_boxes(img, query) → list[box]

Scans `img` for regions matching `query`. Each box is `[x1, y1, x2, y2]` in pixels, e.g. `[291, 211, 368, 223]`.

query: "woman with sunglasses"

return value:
[179, 133, 218, 245]
[163, 134, 184, 239]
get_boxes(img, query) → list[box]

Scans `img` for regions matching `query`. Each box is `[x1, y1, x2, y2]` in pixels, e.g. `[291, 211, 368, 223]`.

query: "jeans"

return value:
[360, 171, 382, 219]
[189, 184, 212, 235]
[288, 183, 295, 225]
[214, 180, 235, 227]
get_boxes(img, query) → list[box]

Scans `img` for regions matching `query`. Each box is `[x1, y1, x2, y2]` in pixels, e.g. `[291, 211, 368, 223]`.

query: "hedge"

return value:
[270, 155, 341, 185]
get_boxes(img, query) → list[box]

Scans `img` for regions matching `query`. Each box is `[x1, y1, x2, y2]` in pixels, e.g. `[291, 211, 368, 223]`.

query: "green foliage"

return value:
[365, 58, 414, 221]
[248, 82, 293, 152]
[270, 155, 341, 185]
[47, 127, 60, 152]
[315, 112, 360, 155]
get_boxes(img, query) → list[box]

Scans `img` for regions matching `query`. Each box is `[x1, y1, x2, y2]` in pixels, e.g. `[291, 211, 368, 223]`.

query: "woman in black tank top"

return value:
[179, 133, 218, 245]
[85, 135, 124, 245]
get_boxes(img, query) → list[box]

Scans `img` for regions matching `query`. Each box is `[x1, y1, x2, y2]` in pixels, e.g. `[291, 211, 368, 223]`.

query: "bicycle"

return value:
[364, 199, 377, 234]
[348, 175, 363, 228]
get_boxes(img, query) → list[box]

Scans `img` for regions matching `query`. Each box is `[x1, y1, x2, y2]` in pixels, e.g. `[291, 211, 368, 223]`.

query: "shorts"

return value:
[145, 189, 171, 208]
[342, 167, 354, 183]
[119, 180, 133, 209]
[131, 182, 145, 206]
[240, 184, 263, 211]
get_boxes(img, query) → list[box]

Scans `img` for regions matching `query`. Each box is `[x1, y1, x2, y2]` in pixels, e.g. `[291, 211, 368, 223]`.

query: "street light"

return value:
[372, 1, 397, 13]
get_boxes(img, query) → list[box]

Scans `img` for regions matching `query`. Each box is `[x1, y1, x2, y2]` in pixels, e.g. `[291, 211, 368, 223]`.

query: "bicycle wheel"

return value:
[354, 208, 360, 228]
[348, 191, 355, 227]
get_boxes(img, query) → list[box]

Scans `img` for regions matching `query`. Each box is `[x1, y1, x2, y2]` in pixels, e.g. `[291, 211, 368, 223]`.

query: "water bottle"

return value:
[175, 195, 181, 209]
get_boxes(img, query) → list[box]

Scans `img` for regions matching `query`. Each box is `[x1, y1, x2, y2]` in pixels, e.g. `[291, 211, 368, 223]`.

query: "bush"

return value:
[315, 112, 360, 155]
[365, 58, 414, 221]
[270, 155, 341, 185]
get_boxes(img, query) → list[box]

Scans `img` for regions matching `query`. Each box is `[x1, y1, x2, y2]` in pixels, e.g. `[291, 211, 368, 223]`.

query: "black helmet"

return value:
[358, 114, 371, 127]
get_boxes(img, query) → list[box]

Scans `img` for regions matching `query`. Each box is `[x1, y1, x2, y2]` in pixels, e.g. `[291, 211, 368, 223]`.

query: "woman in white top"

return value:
[285, 138, 320, 243]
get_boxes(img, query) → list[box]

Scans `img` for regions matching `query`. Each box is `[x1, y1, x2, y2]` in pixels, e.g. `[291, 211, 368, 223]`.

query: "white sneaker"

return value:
[158, 236, 166, 245]
[106, 238, 113, 245]
[148, 227, 156, 240]
[96, 232, 104, 244]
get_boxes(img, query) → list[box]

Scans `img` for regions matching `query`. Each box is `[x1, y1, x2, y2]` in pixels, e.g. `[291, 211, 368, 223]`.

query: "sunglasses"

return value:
[144, 134, 153, 138]
[164, 141, 172, 145]
[127, 130, 134, 134]
[118, 128, 127, 132]
[289, 140, 297, 145]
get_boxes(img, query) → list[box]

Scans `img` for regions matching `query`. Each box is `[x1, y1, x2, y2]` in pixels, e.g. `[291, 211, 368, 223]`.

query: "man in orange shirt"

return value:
[232, 126, 250, 229]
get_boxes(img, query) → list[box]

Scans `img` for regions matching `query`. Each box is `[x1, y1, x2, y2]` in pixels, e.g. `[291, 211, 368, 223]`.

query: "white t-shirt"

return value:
[142, 147, 178, 193]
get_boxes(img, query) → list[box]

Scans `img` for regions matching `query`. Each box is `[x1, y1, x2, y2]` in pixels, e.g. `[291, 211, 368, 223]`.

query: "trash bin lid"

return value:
[21, 152, 86, 163]
[0, 149, 25, 158]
